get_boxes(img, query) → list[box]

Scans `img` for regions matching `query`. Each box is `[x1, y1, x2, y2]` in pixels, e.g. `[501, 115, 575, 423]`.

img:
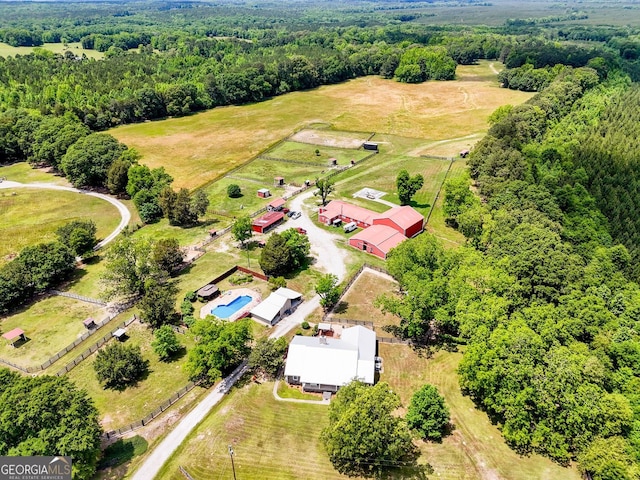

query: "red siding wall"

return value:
[405, 220, 424, 238]
[348, 238, 386, 259]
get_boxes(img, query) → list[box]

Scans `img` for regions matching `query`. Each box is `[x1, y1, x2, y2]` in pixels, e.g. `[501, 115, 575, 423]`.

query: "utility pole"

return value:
[228, 445, 237, 480]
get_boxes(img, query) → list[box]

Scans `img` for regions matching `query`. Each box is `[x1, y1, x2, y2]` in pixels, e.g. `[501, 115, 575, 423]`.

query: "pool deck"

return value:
[200, 287, 262, 321]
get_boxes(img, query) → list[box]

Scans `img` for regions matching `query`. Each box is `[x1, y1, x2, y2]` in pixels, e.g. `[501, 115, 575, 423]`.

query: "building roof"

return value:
[252, 211, 284, 227]
[318, 322, 332, 331]
[250, 288, 301, 322]
[257, 188, 271, 194]
[320, 200, 378, 225]
[2, 328, 25, 341]
[273, 287, 302, 300]
[374, 206, 424, 232]
[268, 198, 286, 209]
[83, 318, 96, 326]
[113, 328, 127, 338]
[284, 326, 376, 386]
[350, 224, 406, 256]
[197, 284, 219, 297]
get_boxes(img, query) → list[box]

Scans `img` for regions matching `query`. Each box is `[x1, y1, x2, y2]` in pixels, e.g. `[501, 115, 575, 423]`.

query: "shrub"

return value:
[229, 272, 253, 285]
[268, 276, 287, 290]
[184, 290, 197, 302]
[301, 321, 310, 330]
[181, 299, 194, 316]
[94, 343, 148, 389]
[227, 184, 242, 198]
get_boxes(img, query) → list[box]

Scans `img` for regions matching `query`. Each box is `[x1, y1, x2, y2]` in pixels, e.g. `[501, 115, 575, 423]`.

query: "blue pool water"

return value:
[212, 295, 252, 319]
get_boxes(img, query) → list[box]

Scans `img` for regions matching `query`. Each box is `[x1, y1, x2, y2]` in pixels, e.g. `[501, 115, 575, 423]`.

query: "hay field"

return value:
[111, 62, 533, 189]
[0, 42, 104, 59]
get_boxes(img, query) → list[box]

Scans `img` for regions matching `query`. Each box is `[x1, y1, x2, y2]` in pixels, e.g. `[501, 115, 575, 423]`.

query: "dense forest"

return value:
[3, 1, 640, 478]
[379, 63, 640, 478]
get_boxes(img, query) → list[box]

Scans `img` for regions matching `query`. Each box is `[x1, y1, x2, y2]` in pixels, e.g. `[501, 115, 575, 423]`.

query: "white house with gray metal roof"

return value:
[283, 325, 376, 392]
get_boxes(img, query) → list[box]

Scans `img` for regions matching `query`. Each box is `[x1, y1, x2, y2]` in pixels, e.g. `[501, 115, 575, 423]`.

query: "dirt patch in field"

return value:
[290, 129, 368, 148]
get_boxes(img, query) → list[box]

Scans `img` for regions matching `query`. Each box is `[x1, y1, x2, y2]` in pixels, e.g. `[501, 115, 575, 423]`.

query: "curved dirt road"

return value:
[0, 180, 131, 250]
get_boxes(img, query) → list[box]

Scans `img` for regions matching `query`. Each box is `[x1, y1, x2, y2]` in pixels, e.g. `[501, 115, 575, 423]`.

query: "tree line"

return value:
[377, 66, 640, 479]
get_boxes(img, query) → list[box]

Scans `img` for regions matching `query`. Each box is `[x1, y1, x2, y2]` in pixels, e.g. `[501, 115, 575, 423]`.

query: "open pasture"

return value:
[331, 270, 401, 330]
[111, 62, 533, 190]
[0, 295, 106, 368]
[0, 42, 104, 59]
[290, 127, 370, 148]
[264, 140, 371, 165]
[156, 382, 343, 480]
[0, 188, 121, 265]
[67, 320, 197, 432]
[379, 344, 581, 480]
[331, 152, 453, 217]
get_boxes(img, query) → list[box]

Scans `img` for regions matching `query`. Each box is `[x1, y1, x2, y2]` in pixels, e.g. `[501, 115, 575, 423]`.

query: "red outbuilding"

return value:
[372, 206, 424, 238]
[348, 225, 406, 259]
[252, 211, 285, 233]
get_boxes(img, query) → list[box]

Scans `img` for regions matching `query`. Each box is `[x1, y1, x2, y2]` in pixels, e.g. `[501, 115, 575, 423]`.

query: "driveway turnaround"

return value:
[0, 181, 131, 250]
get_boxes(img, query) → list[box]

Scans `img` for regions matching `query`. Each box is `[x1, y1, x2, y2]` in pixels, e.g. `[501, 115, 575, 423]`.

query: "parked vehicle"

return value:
[291, 211, 301, 219]
[343, 221, 357, 233]
[296, 227, 307, 235]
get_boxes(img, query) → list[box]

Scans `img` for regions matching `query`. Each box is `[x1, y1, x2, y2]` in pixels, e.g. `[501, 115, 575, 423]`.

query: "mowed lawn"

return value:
[67, 321, 197, 432]
[425, 159, 467, 247]
[156, 382, 347, 480]
[0, 296, 107, 368]
[331, 152, 452, 217]
[0, 188, 121, 264]
[332, 270, 400, 330]
[110, 62, 533, 189]
[0, 162, 69, 185]
[266, 141, 370, 165]
[379, 344, 581, 480]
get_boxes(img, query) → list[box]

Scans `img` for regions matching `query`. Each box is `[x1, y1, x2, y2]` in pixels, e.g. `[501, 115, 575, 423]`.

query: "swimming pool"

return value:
[211, 295, 253, 319]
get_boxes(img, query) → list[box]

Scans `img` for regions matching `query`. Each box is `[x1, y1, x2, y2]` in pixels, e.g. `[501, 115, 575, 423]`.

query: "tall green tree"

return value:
[232, 215, 253, 247]
[321, 381, 419, 477]
[60, 133, 127, 187]
[94, 343, 148, 390]
[314, 177, 335, 206]
[248, 337, 287, 378]
[406, 384, 450, 441]
[396, 169, 424, 206]
[0, 370, 102, 480]
[185, 318, 252, 385]
[152, 325, 182, 361]
[138, 279, 178, 329]
[56, 220, 97, 256]
[316, 273, 341, 311]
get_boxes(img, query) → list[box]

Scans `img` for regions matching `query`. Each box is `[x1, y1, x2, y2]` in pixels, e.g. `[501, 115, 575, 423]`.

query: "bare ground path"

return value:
[0, 180, 131, 250]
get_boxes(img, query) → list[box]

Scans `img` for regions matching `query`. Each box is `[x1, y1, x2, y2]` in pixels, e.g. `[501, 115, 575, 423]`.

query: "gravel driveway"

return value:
[275, 190, 348, 282]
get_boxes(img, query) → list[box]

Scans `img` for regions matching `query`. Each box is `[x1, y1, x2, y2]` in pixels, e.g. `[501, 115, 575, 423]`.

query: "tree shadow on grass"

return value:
[409, 200, 431, 210]
[333, 301, 349, 314]
[161, 345, 187, 363]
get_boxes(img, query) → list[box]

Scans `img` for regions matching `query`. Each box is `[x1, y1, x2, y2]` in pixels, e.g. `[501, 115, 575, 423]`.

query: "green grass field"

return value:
[111, 62, 533, 189]
[66, 321, 198, 432]
[156, 381, 342, 480]
[425, 159, 467, 247]
[379, 344, 581, 480]
[0, 187, 122, 265]
[329, 152, 453, 217]
[265, 141, 370, 165]
[0, 296, 106, 368]
[331, 270, 400, 329]
[0, 162, 69, 184]
[0, 42, 104, 59]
